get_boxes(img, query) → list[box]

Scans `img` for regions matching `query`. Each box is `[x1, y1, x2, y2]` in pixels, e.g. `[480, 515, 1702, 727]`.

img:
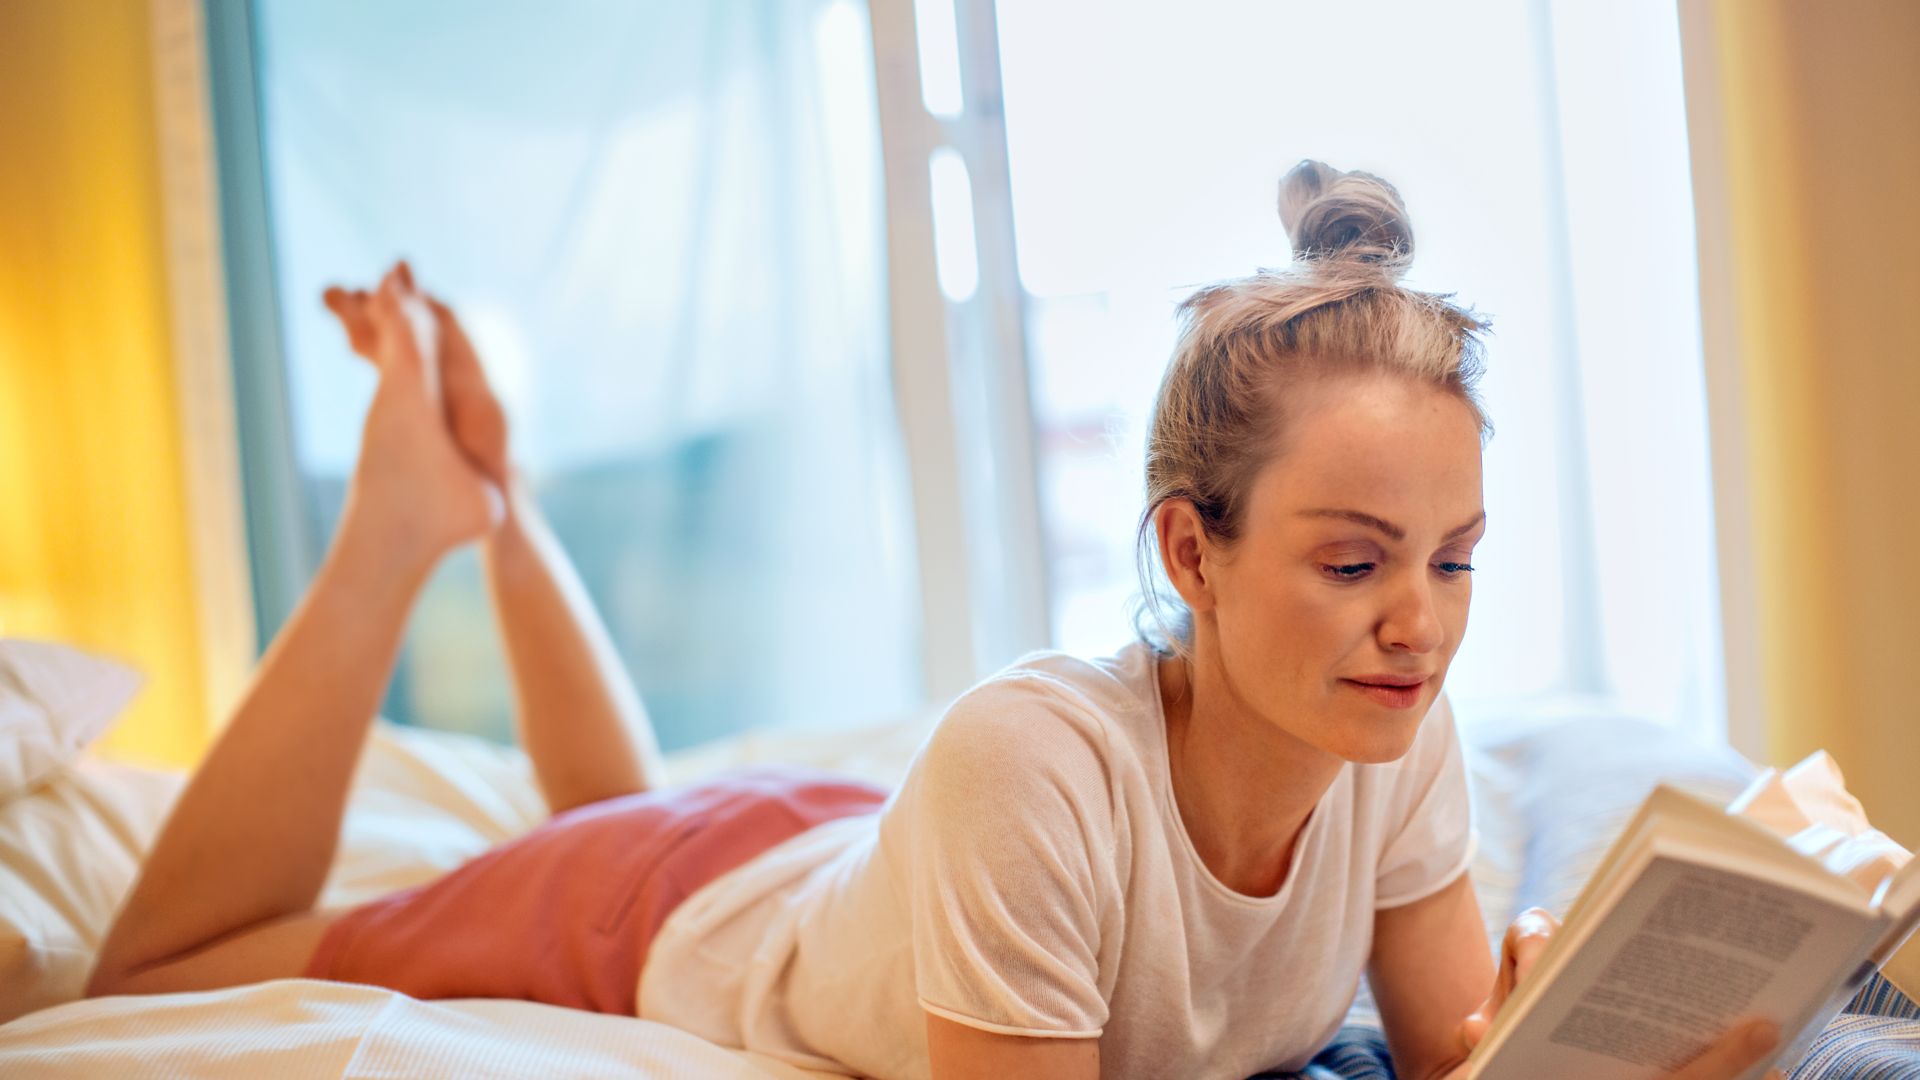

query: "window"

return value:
[228, 0, 920, 750]
[997, 0, 1725, 738]
[216, 0, 1727, 750]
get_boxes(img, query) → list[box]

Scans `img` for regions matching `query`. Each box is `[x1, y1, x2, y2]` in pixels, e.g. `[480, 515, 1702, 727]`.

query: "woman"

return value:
[87, 162, 1784, 1080]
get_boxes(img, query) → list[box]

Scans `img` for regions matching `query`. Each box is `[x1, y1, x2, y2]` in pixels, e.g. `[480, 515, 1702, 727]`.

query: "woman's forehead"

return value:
[1252, 380, 1484, 533]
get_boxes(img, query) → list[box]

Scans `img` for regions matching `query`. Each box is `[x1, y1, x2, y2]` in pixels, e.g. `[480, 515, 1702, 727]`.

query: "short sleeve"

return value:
[902, 678, 1115, 1037]
[1373, 692, 1478, 909]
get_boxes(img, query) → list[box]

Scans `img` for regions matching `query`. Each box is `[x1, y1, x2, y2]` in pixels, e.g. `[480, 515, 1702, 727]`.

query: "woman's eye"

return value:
[1322, 563, 1375, 580]
[1435, 562, 1476, 576]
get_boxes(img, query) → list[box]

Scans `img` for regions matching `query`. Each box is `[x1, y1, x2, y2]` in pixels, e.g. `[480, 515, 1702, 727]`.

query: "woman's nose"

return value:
[1380, 574, 1444, 654]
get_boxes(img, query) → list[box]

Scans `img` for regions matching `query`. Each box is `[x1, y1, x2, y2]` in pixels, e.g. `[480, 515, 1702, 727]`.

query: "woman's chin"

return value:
[1323, 708, 1424, 764]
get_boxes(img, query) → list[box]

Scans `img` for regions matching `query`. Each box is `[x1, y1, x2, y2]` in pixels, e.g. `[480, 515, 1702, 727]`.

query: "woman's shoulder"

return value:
[935, 643, 1156, 748]
[906, 643, 1158, 808]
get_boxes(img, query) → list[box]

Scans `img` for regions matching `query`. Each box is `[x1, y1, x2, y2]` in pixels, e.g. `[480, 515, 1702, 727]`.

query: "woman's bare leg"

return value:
[87, 265, 499, 996]
[327, 278, 667, 814]
[482, 476, 668, 813]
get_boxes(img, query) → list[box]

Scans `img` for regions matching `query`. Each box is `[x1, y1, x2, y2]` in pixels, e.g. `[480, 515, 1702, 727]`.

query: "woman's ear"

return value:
[1155, 499, 1215, 615]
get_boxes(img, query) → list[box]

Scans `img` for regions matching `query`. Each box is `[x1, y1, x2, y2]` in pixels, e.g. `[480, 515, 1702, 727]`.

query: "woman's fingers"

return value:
[1458, 997, 1494, 1052]
[1458, 908, 1561, 1061]
[1669, 1019, 1781, 1080]
[1505, 908, 1559, 988]
[1491, 907, 1559, 1009]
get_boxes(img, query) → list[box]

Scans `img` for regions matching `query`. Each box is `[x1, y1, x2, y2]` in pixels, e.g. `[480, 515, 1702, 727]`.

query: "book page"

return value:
[1469, 854, 1882, 1080]
[1877, 855, 1920, 924]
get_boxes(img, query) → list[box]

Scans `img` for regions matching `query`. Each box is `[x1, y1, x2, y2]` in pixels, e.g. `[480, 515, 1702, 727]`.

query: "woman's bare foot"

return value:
[324, 262, 511, 486]
[335, 263, 503, 568]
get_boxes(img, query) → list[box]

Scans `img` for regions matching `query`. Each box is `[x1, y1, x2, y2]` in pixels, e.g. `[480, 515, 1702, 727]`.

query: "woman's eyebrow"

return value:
[1297, 509, 1486, 542]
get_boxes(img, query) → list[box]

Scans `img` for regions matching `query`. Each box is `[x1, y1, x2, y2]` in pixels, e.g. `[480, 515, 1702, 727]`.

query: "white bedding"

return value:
[0, 715, 947, 1079]
[0, 707, 1756, 1078]
[0, 979, 841, 1079]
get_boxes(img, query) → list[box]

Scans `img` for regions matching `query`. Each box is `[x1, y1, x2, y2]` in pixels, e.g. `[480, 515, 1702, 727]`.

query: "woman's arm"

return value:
[1369, 870, 1497, 1080]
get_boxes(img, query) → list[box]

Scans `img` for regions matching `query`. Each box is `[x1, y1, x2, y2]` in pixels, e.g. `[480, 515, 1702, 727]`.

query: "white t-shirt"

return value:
[637, 642, 1475, 1079]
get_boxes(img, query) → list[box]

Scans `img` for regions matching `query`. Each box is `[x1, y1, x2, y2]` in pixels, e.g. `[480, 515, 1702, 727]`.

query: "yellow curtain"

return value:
[0, 0, 210, 769]
[1687, 0, 1920, 845]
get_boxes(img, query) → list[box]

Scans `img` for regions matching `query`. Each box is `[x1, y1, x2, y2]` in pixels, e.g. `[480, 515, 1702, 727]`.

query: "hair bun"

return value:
[1277, 159, 1414, 279]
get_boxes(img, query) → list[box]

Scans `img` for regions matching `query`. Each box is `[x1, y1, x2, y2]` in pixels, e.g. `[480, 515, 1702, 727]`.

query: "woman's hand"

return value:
[327, 262, 503, 573]
[1446, 907, 1787, 1080]
[1455, 907, 1560, 1053]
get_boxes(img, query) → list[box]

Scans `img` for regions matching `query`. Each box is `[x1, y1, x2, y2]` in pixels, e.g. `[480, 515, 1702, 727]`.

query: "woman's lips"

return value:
[1341, 677, 1427, 709]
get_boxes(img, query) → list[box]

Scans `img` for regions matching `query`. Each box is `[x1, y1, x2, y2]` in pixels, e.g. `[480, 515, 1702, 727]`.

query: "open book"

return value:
[1462, 785, 1920, 1079]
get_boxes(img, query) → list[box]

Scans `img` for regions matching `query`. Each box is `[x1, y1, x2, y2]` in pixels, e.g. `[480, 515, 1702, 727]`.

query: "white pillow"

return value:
[0, 641, 144, 803]
[0, 759, 183, 1023]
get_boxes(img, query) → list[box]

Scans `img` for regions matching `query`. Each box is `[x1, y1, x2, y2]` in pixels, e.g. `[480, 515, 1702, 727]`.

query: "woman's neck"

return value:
[1158, 650, 1345, 898]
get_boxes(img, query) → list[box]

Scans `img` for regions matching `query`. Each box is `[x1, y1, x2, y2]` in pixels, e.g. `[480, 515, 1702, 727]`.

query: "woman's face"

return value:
[1195, 375, 1486, 764]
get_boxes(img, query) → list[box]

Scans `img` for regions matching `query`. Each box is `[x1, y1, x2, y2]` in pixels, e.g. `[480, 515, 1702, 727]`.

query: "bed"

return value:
[2, 655, 1915, 1078]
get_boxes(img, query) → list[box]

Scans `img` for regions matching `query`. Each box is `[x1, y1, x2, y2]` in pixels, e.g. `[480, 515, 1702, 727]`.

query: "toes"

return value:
[370, 280, 428, 379]
[424, 294, 510, 483]
[324, 287, 380, 361]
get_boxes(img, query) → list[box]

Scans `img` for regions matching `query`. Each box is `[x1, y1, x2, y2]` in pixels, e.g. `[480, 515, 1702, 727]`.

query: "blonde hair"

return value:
[1135, 159, 1493, 657]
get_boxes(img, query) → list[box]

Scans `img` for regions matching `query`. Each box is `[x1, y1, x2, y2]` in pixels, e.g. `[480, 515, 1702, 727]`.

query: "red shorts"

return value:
[302, 764, 888, 1015]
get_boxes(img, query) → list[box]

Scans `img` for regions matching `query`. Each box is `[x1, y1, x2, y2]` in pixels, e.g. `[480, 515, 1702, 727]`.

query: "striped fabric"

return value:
[1793, 1015, 1920, 1079]
[1851, 973, 1920, 1022]
[1293, 1025, 1393, 1080]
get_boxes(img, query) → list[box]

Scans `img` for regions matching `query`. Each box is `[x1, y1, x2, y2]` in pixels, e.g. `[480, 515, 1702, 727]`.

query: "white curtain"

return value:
[253, 0, 921, 748]
[999, 0, 1725, 741]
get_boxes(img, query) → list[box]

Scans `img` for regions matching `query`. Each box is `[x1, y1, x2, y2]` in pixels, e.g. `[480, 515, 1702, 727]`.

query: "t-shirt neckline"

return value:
[1144, 644, 1342, 910]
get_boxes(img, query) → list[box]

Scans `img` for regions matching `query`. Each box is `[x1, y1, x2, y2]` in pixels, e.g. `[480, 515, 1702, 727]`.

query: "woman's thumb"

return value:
[1458, 1003, 1492, 1053]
